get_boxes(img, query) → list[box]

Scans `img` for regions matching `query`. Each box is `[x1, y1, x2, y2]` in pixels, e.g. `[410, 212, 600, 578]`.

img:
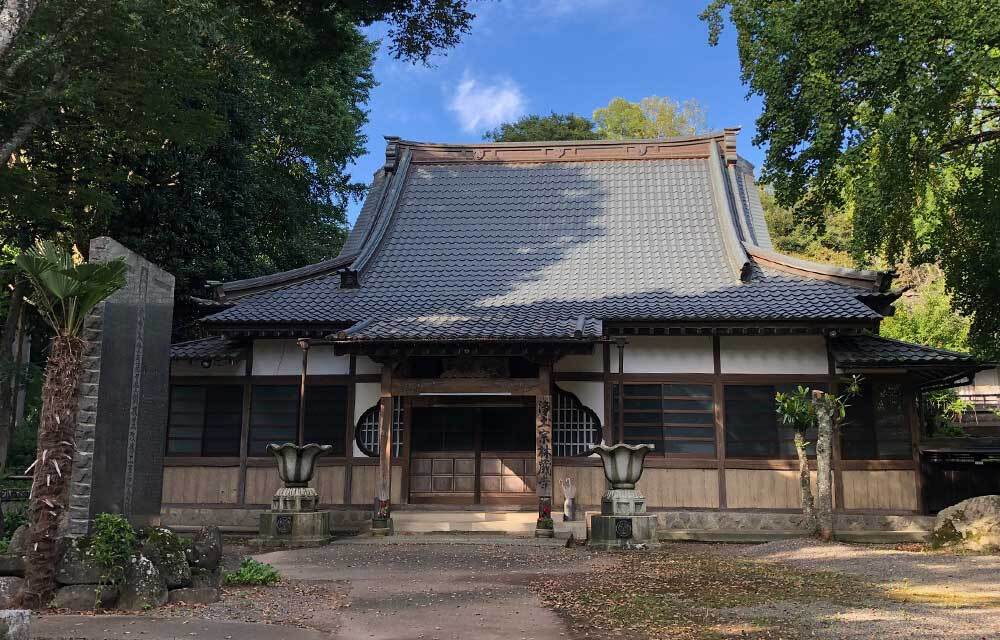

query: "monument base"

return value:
[588, 514, 658, 550]
[371, 518, 394, 536]
[256, 510, 332, 548]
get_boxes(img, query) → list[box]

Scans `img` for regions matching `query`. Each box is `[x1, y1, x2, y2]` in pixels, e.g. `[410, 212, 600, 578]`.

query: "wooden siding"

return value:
[725, 469, 819, 510]
[640, 469, 719, 508]
[554, 465, 606, 506]
[162, 467, 239, 504]
[842, 470, 918, 511]
[312, 465, 347, 505]
[351, 465, 402, 505]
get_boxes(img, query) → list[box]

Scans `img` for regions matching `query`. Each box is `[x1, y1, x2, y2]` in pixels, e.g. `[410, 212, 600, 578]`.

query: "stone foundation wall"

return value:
[160, 507, 373, 533]
[655, 509, 933, 535]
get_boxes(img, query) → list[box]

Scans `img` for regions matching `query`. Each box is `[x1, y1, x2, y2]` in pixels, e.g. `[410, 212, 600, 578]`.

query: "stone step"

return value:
[393, 511, 538, 534]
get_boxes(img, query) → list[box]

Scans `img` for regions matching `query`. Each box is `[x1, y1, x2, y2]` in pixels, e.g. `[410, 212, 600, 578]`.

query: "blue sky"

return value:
[347, 0, 762, 223]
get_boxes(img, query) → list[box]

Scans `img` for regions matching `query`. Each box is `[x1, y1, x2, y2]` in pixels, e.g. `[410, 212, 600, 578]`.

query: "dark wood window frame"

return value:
[166, 376, 354, 461]
[613, 379, 720, 459]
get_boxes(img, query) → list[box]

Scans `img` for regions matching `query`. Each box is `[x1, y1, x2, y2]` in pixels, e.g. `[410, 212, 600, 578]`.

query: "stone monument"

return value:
[588, 443, 658, 549]
[256, 443, 333, 547]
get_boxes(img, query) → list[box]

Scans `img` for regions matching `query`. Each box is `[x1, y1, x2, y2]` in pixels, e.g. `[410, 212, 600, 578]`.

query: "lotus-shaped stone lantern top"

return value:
[592, 443, 654, 489]
[266, 443, 333, 487]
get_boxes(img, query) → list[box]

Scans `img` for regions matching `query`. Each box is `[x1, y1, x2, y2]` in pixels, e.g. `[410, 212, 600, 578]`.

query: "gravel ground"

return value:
[52, 536, 1000, 640]
[714, 538, 1000, 639]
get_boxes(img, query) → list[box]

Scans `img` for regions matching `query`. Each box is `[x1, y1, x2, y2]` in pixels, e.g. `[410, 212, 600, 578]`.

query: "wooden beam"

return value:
[391, 377, 541, 396]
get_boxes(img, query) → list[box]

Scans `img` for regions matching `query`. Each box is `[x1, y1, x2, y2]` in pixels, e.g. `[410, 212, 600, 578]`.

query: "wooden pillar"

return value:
[377, 365, 393, 507]
[535, 363, 553, 532]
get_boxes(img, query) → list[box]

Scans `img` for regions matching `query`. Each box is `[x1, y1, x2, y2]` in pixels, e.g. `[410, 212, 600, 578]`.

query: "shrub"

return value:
[224, 558, 280, 586]
[88, 513, 139, 588]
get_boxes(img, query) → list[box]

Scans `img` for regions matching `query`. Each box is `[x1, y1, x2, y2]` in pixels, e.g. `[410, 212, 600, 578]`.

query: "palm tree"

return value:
[12, 241, 126, 609]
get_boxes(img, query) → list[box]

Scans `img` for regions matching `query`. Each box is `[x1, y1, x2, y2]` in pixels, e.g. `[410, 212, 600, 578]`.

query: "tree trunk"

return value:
[0, 0, 40, 61]
[0, 277, 27, 470]
[794, 430, 817, 534]
[15, 333, 84, 609]
[811, 390, 835, 542]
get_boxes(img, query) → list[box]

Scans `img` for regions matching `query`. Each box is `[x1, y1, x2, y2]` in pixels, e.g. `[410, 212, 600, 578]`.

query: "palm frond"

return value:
[14, 241, 128, 337]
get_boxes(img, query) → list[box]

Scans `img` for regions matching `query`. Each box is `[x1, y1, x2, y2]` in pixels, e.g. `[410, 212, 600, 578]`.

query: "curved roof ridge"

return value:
[393, 130, 734, 148]
[744, 243, 892, 292]
[217, 253, 356, 300]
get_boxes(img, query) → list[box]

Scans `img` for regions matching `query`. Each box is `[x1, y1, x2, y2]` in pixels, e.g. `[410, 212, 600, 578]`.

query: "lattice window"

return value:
[552, 386, 603, 457]
[356, 397, 404, 457]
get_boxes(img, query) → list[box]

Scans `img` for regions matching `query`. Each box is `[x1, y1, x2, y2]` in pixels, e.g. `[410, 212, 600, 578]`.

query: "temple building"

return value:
[164, 132, 985, 536]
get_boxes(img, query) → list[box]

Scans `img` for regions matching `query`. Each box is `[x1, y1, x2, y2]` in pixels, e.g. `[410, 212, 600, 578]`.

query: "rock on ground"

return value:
[189, 567, 222, 589]
[0, 557, 22, 578]
[167, 587, 220, 605]
[50, 585, 118, 611]
[186, 526, 222, 571]
[0, 577, 22, 608]
[141, 528, 191, 589]
[117, 555, 167, 611]
[0, 609, 28, 640]
[6, 527, 27, 556]
[55, 539, 102, 586]
[932, 494, 1000, 550]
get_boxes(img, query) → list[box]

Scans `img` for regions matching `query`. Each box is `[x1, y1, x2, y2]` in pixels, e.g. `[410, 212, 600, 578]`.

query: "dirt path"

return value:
[258, 537, 597, 640]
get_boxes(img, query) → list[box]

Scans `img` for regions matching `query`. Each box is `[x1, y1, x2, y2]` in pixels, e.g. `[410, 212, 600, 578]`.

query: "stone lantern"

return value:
[257, 443, 333, 547]
[588, 443, 658, 549]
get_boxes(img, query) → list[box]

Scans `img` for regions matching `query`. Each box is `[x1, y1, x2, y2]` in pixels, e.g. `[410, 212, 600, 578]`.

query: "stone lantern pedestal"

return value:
[256, 443, 333, 547]
[589, 444, 658, 550]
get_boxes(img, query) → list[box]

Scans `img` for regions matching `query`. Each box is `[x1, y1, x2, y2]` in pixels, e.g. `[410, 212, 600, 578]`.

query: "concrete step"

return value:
[393, 511, 538, 534]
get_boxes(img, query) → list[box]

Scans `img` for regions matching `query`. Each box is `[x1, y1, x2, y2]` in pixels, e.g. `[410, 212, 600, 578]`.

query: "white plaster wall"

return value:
[170, 360, 246, 376]
[720, 336, 828, 375]
[353, 382, 380, 458]
[252, 339, 303, 376]
[556, 381, 605, 447]
[955, 367, 1000, 395]
[622, 336, 713, 374]
[305, 345, 350, 375]
[355, 356, 382, 375]
[554, 348, 603, 373]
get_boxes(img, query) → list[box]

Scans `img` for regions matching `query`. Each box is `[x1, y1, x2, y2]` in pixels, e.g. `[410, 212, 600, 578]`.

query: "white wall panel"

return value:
[356, 356, 381, 375]
[622, 336, 713, 373]
[554, 348, 604, 373]
[305, 345, 350, 375]
[720, 336, 828, 375]
[252, 340, 302, 376]
[171, 360, 245, 376]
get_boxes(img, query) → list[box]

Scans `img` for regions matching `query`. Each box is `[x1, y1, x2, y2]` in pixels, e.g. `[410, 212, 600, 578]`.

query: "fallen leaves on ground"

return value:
[530, 545, 882, 640]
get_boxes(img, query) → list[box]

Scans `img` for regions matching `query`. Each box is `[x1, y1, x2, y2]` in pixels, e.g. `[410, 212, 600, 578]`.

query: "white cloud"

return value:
[447, 72, 526, 133]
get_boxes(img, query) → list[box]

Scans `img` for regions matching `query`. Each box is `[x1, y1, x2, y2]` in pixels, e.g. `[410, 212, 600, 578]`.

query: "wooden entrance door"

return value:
[408, 398, 536, 505]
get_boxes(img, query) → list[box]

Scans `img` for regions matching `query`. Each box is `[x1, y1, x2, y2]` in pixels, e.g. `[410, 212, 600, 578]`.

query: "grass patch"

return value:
[888, 586, 1000, 608]
[224, 558, 281, 586]
[533, 547, 884, 639]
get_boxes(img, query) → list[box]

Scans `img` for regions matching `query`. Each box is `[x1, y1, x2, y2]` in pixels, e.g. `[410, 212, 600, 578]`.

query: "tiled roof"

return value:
[170, 336, 245, 360]
[831, 333, 976, 366]
[202, 134, 888, 340]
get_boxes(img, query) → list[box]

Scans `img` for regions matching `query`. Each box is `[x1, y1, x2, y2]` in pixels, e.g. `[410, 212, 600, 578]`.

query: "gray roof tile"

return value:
[203, 143, 883, 339]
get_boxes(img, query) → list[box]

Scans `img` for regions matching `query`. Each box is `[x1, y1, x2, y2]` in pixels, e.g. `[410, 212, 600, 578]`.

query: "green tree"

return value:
[484, 112, 599, 142]
[880, 266, 972, 353]
[761, 190, 854, 267]
[702, 0, 1000, 357]
[13, 241, 126, 609]
[592, 96, 707, 139]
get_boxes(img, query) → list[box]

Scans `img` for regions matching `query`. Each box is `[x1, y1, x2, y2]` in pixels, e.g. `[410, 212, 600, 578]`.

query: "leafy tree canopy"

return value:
[0, 0, 474, 310]
[593, 96, 707, 140]
[880, 265, 972, 354]
[702, 0, 1000, 357]
[484, 112, 599, 142]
